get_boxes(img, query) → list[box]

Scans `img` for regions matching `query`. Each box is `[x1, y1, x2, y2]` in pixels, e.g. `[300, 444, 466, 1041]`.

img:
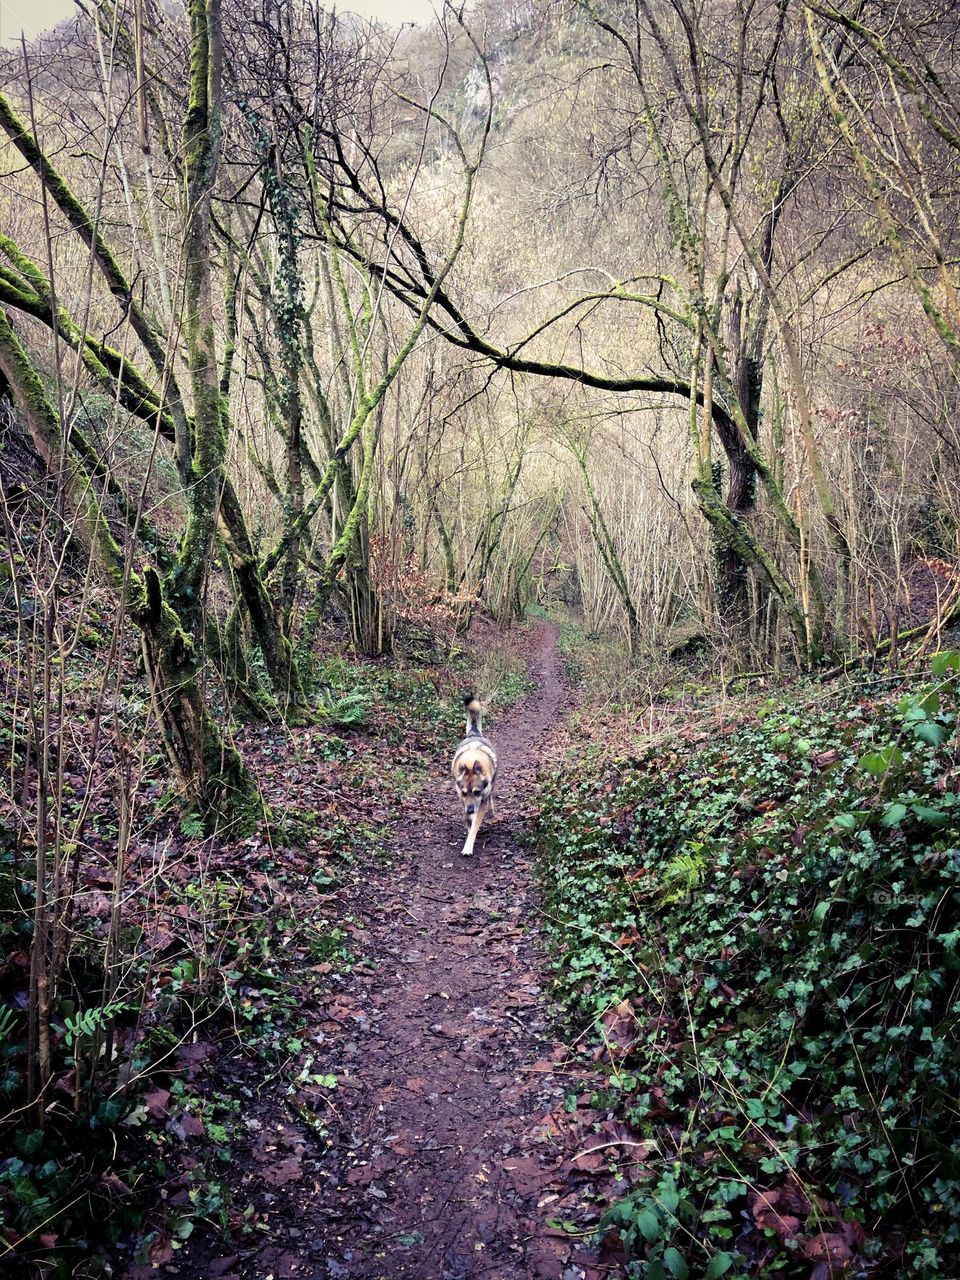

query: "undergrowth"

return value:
[0, 624, 465, 1275]
[536, 652, 960, 1280]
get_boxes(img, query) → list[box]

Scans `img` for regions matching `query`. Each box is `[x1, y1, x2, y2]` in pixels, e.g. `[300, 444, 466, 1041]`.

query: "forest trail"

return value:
[162, 621, 607, 1280]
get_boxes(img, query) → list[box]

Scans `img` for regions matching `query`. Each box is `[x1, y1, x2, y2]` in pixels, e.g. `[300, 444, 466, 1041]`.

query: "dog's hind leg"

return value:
[461, 807, 483, 857]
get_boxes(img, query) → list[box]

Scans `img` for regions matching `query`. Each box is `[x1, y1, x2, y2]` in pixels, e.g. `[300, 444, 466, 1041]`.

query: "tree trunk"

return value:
[714, 286, 764, 629]
[138, 569, 253, 825]
[217, 483, 310, 713]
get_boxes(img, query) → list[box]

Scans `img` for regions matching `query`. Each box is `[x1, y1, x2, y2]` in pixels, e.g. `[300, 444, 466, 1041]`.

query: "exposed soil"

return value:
[136, 621, 632, 1280]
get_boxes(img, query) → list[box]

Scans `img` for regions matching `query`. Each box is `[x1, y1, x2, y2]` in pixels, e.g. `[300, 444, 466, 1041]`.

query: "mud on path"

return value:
[295, 620, 578, 1280]
[161, 622, 624, 1280]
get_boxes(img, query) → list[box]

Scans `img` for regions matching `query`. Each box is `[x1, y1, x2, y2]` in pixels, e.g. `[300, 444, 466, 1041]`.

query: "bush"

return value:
[536, 653, 960, 1278]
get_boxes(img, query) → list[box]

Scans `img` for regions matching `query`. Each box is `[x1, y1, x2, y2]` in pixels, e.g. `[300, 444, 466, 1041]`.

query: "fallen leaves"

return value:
[173, 1039, 217, 1079]
[142, 1087, 170, 1118]
[260, 1155, 304, 1187]
[168, 1109, 204, 1140]
[750, 1185, 806, 1243]
[253, 1125, 307, 1186]
[748, 1181, 867, 1277]
[595, 998, 640, 1061]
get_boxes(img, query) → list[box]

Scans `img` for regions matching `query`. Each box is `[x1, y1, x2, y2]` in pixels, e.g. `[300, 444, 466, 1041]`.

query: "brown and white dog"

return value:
[451, 696, 497, 857]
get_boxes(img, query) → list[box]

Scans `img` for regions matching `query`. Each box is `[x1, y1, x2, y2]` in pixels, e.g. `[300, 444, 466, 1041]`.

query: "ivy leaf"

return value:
[899, 699, 929, 723]
[663, 1246, 689, 1279]
[659, 1180, 680, 1214]
[858, 746, 904, 776]
[913, 721, 945, 748]
[911, 803, 950, 827]
[930, 650, 960, 677]
[881, 802, 908, 827]
[704, 1256, 734, 1280]
[636, 1207, 661, 1241]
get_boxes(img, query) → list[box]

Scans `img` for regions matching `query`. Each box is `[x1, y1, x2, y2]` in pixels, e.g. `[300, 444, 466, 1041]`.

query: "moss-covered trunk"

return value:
[135, 0, 257, 818]
[137, 570, 252, 825]
[713, 289, 764, 630]
[301, 415, 386, 658]
[177, 0, 224, 625]
[275, 206, 307, 637]
[217, 483, 309, 713]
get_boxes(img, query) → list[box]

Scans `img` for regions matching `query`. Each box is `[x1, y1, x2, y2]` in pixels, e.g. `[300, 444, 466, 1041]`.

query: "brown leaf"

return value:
[803, 1232, 854, 1265]
[596, 999, 639, 1059]
[615, 930, 642, 946]
[346, 1164, 381, 1187]
[143, 1087, 170, 1118]
[503, 1156, 553, 1195]
[569, 1148, 607, 1173]
[840, 1218, 866, 1248]
[100, 1171, 134, 1196]
[750, 1188, 804, 1242]
[506, 988, 537, 1005]
[174, 1041, 216, 1077]
[0, 950, 30, 976]
[209, 1258, 240, 1276]
[142, 920, 174, 951]
[170, 1110, 204, 1139]
[261, 1155, 302, 1187]
[149, 1234, 175, 1265]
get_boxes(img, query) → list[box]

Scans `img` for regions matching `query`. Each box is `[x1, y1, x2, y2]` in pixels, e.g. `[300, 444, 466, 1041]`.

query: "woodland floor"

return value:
[129, 622, 632, 1280]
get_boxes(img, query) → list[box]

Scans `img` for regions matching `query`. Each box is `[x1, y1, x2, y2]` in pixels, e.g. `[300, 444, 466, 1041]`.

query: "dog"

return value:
[451, 695, 497, 857]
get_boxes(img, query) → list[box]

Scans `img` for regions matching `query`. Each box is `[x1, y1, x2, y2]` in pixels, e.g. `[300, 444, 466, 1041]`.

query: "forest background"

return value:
[1, 0, 960, 1276]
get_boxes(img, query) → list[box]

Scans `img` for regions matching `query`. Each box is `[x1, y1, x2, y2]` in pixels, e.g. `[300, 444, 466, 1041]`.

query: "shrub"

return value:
[536, 654, 960, 1278]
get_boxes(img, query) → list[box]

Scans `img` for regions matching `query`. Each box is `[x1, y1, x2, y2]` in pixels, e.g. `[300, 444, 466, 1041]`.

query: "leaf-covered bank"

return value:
[536, 657, 960, 1279]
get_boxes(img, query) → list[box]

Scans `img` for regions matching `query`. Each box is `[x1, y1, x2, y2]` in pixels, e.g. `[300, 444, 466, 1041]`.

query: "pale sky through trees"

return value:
[0, 0, 439, 46]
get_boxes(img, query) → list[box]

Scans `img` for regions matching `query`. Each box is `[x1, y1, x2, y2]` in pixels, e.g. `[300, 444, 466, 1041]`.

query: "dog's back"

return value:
[452, 696, 497, 855]
[454, 697, 497, 763]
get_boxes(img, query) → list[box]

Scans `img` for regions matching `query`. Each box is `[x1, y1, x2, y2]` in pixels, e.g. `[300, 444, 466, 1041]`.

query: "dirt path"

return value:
[160, 622, 614, 1280]
[297, 621, 580, 1279]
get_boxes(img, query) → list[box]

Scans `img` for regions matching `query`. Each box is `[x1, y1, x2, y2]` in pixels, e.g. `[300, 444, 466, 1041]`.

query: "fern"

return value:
[660, 842, 708, 903]
[317, 687, 370, 728]
[180, 811, 206, 839]
[0, 1004, 17, 1045]
[63, 1000, 127, 1049]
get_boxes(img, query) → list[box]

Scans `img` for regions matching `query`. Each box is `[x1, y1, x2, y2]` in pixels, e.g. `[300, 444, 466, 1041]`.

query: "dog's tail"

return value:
[463, 694, 483, 735]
